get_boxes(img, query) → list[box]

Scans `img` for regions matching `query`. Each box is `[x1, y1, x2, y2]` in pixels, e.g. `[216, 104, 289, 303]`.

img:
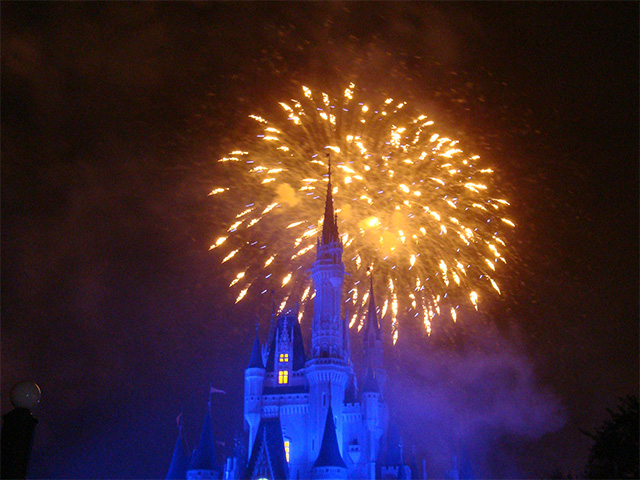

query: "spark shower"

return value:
[209, 85, 514, 342]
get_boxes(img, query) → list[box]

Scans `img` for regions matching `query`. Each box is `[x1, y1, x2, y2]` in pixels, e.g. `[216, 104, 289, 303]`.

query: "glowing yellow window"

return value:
[284, 439, 290, 462]
[279, 353, 289, 363]
[278, 370, 289, 384]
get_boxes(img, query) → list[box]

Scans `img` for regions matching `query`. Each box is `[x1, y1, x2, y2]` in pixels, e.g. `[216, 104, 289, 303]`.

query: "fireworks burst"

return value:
[210, 84, 514, 341]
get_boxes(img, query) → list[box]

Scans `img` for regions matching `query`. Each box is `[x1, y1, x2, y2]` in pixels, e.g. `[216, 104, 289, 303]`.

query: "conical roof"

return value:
[291, 314, 308, 370]
[247, 332, 264, 369]
[166, 426, 190, 480]
[364, 276, 380, 337]
[265, 313, 307, 372]
[245, 417, 289, 480]
[313, 404, 347, 469]
[189, 408, 220, 472]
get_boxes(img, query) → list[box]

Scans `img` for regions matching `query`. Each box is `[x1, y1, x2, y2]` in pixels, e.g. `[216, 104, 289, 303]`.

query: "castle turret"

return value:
[312, 403, 347, 480]
[379, 422, 412, 480]
[187, 404, 220, 480]
[247, 330, 264, 369]
[361, 368, 382, 480]
[166, 417, 191, 480]
[244, 331, 265, 458]
[362, 277, 387, 397]
[245, 418, 289, 480]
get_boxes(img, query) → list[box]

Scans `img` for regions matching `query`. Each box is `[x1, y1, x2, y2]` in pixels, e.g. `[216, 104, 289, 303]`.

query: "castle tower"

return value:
[311, 401, 347, 480]
[244, 330, 265, 458]
[166, 417, 190, 480]
[187, 403, 220, 480]
[380, 422, 409, 479]
[361, 367, 381, 480]
[362, 277, 387, 398]
[169, 155, 417, 480]
[310, 159, 347, 360]
[306, 159, 352, 466]
[245, 417, 289, 480]
[261, 311, 309, 479]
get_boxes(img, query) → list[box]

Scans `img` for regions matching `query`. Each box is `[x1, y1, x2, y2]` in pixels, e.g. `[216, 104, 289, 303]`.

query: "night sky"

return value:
[2, 2, 638, 479]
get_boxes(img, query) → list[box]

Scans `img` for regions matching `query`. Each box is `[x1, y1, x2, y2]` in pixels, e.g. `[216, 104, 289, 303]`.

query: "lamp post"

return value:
[1, 382, 41, 479]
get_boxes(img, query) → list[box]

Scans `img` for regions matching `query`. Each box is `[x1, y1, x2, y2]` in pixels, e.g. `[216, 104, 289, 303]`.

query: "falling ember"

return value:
[222, 249, 238, 263]
[210, 85, 514, 335]
[278, 296, 289, 313]
[470, 291, 479, 310]
[236, 287, 249, 303]
[209, 236, 227, 250]
[489, 277, 501, 294]
[230, 272, 245, 287]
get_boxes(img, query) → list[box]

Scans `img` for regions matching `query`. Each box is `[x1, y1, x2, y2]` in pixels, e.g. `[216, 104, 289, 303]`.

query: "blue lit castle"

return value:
[167, 167, 412, 480]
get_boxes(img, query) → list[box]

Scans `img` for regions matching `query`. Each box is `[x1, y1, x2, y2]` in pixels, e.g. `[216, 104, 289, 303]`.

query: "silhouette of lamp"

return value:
[2, 382, 41, 479]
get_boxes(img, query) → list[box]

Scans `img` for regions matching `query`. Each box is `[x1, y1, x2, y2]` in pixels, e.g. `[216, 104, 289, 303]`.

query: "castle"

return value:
[166, 168, 413, 480]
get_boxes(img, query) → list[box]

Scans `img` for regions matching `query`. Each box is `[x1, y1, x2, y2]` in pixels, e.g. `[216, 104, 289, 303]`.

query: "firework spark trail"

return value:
[210, 84, 514, 341]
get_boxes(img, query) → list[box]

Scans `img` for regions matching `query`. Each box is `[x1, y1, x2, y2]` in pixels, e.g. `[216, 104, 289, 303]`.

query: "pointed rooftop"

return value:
[321, 155, 339, 245]
[313, 404, 347, 469]
[247, 330, 264, 369]
[166, 423, 190, 480]
[265, 312, 307, 372]
[364, 275, 381, 336]
[189, 406, 220, 473]
[245, 417, 289, 480]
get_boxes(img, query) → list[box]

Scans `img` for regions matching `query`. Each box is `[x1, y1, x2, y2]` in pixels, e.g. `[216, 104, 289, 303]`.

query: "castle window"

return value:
[278, 370, 289, 384]
[279, 353, 289, 363]
[284, 439, 290, 462]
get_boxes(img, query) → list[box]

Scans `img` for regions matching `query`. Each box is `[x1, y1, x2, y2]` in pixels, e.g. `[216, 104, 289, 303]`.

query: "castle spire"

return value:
[188, 403, 220, 476]
[247, 328, 264, 369]
[310, 152, 347, 360]
[313, 402, 347, 469]
[364, 274, 381, 336]
[321, 153, 339, 245]
[166, 414, 190, 480]
[363, 272, 385, 393]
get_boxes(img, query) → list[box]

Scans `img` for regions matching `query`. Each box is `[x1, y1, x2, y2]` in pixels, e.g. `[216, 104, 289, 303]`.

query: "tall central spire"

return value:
[321, 153, 339, 245]
[310, 152, 347, 360]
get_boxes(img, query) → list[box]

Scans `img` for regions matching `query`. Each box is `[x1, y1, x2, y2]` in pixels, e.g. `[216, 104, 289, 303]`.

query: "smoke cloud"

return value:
[276, 183, 300, 207]
[391, 322, 566, 478]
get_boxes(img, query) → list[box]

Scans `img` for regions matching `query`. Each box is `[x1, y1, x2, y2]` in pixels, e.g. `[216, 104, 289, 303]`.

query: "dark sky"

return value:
[2, 2, 638, 479]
